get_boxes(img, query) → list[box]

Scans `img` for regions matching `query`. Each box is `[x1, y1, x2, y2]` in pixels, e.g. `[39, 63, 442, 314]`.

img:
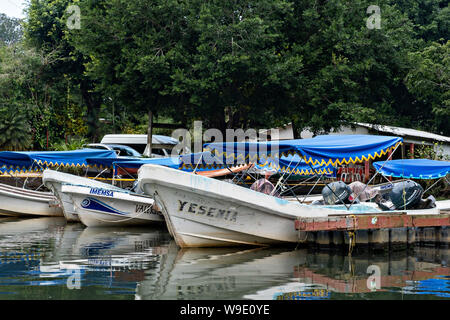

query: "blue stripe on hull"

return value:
[80, 197, 127, 216]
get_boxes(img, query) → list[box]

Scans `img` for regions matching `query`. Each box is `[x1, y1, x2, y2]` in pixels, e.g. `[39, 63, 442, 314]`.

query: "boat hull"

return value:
[138, 165, 446, 248]
[43, 170, 129, 222]
[62, 184, 164, 227]
[137, 165, 336, 248]
[0, 183, 63, 217]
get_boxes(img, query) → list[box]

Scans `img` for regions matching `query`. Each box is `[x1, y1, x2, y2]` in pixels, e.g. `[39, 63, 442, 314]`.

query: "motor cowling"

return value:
[389, 180, 424, 210]
[322, 181, 352, 205]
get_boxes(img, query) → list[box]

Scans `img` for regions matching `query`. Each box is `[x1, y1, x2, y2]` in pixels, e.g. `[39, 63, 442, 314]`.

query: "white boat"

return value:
[0, 183, 63, 217]
[42, 169, 126, 222]
[0, 149, 118, 221]
[138, 164, 345, 247]
[61, 184, 164, 227]
[137, 135, 447, 248]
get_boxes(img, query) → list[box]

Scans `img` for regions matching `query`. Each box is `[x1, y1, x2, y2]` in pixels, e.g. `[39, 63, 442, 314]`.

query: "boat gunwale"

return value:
[138, 165, 442, 219]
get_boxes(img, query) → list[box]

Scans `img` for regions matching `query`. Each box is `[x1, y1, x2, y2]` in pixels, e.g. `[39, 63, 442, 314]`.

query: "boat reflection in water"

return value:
[136, 245, 450, 300]
[0, 217, 448, 299]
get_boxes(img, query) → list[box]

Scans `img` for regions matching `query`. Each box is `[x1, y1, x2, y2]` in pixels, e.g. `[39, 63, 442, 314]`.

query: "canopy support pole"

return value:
[111, 164, 138, 189]
[223, 164, 248, 186]
[423, 177, 444, 195]
[281, 180, 305, 205]
[278, 175, 311, 196]
[233, 166, 257, 184]
[301, 173, 325, 204]
[305, 160, 350, 210]
[23, 160, 46, 190]
[271, 157, 301, 196]
[279, 174, 323, 196]
[348, 143, 401, 209]
[209, 151, 248, 186]
[192, 153, 204, 175]
[6, 171, 21, 188]
[92, 168, 109, 182]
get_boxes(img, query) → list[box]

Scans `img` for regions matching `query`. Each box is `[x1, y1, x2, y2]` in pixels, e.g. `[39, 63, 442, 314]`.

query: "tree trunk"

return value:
[146, 110, 153, 157]
[81, 80, 101, 142]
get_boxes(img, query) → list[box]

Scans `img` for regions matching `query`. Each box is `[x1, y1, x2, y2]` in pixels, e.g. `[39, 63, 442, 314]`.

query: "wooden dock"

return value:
[295, 213, 450, 250]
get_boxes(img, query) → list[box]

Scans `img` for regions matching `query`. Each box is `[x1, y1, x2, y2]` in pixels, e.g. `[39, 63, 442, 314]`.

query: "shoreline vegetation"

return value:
[0, 0, 448, 153]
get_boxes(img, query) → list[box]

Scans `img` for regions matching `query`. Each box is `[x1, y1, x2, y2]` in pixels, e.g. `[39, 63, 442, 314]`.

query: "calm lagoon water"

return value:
[0, 217, 448, 300]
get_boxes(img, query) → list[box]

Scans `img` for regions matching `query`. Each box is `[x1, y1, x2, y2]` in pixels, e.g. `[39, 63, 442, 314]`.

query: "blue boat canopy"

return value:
[203, 135, 402, 167]
[372, 159, 450, 179]
[115, 153, 221, 172]
[113, 157, 181, 170]
[179, 151, 337, 176]
[86, 157, 138, 169]
[0, 149, 117, 174]
[256, 154, 337, 177]
[112, 152, 337, 177]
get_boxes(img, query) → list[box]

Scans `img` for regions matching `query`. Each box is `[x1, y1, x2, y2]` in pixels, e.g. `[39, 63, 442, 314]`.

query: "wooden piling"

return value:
[423, 227, 437, 246]
[390, 228, 408, 250]
[438, 227, 449, 246]
[407, 227, 416, 246]
[331, 231, 344, 246]
[356, 230, 369, 247]
[316, 231, 331, 247]
[369, 229, 390, 250]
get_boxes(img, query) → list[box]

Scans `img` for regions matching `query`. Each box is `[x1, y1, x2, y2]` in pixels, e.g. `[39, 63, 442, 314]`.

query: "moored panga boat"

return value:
[53, 154, 250, 226]
[0, 183, 63, 217]
[61, 183, 163, 227]
[0, 149, 117, 220]
[43, 169, 126, 222]
[137, 135, 404, 248]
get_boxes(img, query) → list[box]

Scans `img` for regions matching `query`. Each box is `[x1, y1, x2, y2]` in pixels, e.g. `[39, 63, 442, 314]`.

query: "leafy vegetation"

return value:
[0, 13, 22, 46]
[0, 0, 448, 151]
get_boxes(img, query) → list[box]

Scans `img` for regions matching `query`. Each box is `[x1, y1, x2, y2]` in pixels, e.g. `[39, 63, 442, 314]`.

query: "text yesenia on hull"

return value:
[136, 135, 430, 248]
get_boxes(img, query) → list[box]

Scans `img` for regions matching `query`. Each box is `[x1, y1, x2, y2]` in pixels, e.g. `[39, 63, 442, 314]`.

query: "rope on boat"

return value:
[296, 225, 309, 249]
[347, 214, 357, 256]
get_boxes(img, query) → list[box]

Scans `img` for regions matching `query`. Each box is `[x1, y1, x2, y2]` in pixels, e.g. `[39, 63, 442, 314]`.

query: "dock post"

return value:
[390, 228, 408, 250]
[438, 227, 449, 246]
[331, 231, 344, 247]
[407, 227, 416, 245]
[416, 228, 424, 244]
[307, 232, 317, 247]
[369, 229, 389, 251]
[423, 227, 437, 246]
[316, 231, 332, 248]
[356, 230, 369, 250]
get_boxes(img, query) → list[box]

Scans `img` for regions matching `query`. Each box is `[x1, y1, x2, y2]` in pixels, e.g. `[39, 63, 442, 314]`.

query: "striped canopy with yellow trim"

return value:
[0, 149, 117, 174]
[203, 135, 402, 168]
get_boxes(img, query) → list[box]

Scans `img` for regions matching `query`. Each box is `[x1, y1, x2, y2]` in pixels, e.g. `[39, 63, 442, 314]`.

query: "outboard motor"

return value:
[322, 181, 352, 205]
[417, 195, 437, 209]
[376, 180, 424, 211]
[390, 180, 423, 210]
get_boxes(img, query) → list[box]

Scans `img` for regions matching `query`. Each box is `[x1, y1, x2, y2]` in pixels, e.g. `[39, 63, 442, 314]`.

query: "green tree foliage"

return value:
[279, 0, 421, 133]
[390, 0, 449, 42]
[0, 44, 46, 149]
[69, 0, 447, 136]
[0, 13, 22, 46]
[24, 0, 100, 141]
[0, 105, 31, 150]
[0, 0, 447, 151]
[163, 0, 303, 131]
[405, 41, 450, 135]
